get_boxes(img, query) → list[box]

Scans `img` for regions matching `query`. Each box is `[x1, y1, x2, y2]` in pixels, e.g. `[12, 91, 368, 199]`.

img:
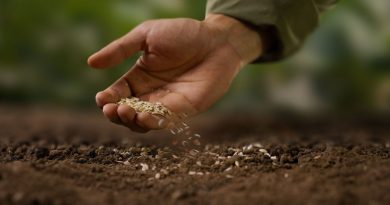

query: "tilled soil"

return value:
[0, 106, 389, 205]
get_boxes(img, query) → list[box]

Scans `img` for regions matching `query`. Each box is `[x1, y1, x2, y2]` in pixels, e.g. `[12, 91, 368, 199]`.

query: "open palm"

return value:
[88, 16, 261, 132]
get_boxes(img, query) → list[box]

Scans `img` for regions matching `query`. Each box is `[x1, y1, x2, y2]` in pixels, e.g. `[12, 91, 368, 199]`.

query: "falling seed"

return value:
[170, 129, 176, 135]
[284, 173, 289, 178]
[155, 173, 161, 179]
[235, 161, 240, 167]
[214, 160, 220, 165]
[172, 154, 179, 159]
[270, 156, 278, 161]
[196, 161, 202, 166]
[194, 134, 201, 138]
[158, 119, 167, 128]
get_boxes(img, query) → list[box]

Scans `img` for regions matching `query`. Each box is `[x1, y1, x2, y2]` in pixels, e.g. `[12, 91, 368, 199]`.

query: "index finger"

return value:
[88, 25, 149, 68]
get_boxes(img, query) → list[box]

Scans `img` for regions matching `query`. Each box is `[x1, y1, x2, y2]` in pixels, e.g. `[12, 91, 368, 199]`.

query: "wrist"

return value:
[203, 14, 263, 65]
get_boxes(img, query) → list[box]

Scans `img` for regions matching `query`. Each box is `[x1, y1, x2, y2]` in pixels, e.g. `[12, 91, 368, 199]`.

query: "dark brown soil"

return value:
[0, 106, 389, 205]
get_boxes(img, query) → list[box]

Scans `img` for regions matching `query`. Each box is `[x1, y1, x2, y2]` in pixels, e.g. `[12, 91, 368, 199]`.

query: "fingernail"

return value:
[158, 118, 168, 128]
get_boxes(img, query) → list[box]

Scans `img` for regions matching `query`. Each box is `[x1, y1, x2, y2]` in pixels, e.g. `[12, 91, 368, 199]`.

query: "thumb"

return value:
[88, 25, 148, 68]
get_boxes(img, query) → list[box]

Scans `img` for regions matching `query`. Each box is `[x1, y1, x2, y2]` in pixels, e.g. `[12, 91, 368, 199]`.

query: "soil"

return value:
[0, 106, 389, 205]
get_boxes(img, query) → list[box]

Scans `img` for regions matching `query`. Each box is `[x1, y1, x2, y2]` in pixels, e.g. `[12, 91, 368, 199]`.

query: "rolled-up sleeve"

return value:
[206, 0, 338, 62]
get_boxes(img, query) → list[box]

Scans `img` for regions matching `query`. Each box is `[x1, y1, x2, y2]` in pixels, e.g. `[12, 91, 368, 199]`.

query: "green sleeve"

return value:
[206, 0, 338, 62]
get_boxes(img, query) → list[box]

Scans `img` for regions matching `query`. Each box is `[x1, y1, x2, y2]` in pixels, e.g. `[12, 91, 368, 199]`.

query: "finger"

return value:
[96, 78, 132, 108]
[135, 112, 168, 130]
[117, 104, 148, 133]
[102, 103, 121, 124]
[88, 25, 148, 68]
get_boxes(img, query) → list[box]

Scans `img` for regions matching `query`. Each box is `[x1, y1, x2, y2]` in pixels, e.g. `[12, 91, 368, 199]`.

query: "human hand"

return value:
[88, 14, 263, 132]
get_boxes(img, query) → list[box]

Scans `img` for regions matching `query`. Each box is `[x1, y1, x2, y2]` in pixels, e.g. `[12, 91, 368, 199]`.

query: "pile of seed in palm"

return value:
[118, 97, 173, 117]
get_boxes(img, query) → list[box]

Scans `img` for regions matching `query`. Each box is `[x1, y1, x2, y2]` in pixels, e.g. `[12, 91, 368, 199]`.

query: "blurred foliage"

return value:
[0, 0, 389, 115]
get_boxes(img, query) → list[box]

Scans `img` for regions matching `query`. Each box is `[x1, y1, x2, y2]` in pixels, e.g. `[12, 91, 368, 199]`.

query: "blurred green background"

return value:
[0, 0, 389, 116]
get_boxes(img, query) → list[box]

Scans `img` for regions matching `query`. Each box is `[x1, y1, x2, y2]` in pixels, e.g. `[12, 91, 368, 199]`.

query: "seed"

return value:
[224, 166, 233, 172]
[196, 161, 202, 166]
[160, 169, 169, 175]
[189, 149, 199, 156]
[123, 161, 130, 166]
[188, 171, 196, 175]
[252, 143, 263, 148]
[225, 174, 234, 178]
[259, 149, 268, 154]
[155, 173, 161, 179]
[140, 163, 149, 171]
[270, 156, 278, 161]
[235, 161, 240, 167]
[158, 119, 167, 128]
[181, 141, 188, 146]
